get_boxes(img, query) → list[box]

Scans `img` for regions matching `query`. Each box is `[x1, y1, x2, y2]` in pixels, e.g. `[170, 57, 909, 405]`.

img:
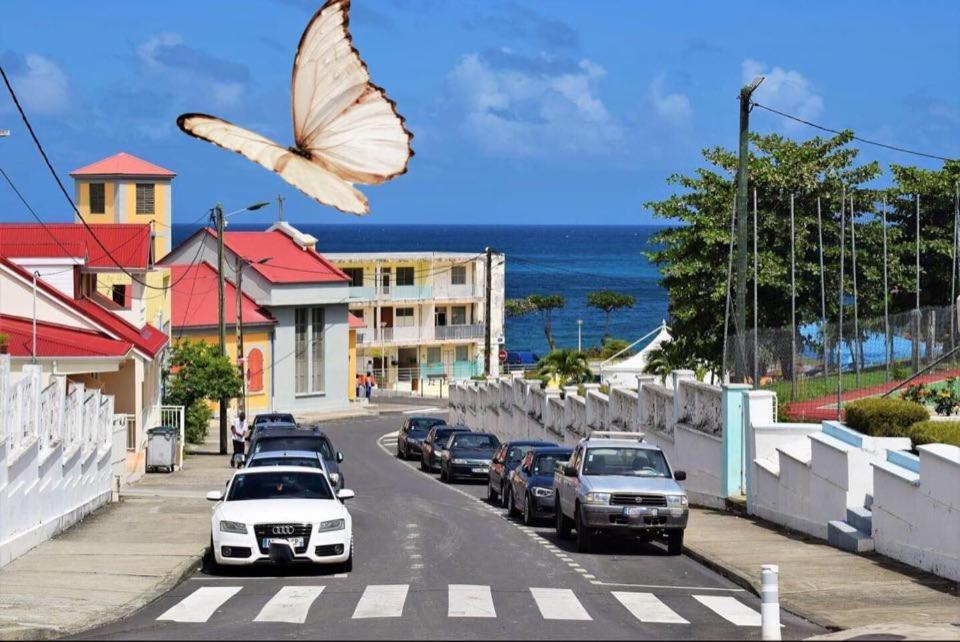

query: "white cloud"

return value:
[742, 59, 824, 128]
[648, 76, 693, 126]
[136, 33, 249, 108]
[447, 50, 622, 158]
[3, 54, 70, 115]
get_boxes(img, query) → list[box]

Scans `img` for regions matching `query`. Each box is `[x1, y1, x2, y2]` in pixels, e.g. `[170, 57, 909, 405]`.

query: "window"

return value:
[295, 309, 308, 393]
[311, 308, 325, 392]
[135, 183, 155, 215]
[343, 267, 364, 287]
[427, 347, 441, 364]
[247, 348, 264, 393]
[451, 306, 467, 325]
[111, 283, 127, 307]
[395, 307, 414, 327]
[295, 307, 326, 394]
[451, 265, 466, 285]
[396, 266, 414, 286]
[354, 309, 364, 320]
[455, 345, 469, 362]
[89, 183, 105, 214]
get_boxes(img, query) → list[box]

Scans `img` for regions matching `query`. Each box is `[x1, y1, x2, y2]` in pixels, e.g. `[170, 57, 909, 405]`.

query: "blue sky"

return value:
[1, 0, 957, 226]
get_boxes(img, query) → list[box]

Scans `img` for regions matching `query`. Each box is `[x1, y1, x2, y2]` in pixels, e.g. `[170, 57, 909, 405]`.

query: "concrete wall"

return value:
[0, 358, 118, 568]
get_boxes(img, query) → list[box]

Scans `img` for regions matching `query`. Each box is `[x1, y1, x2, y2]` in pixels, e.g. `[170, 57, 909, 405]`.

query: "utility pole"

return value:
[213, 203, 228, 455]
[277, 194, 285, 222]
[235, 256, 246, 418]
[734, 76, 764, 383]
[484, 247, 493, 376]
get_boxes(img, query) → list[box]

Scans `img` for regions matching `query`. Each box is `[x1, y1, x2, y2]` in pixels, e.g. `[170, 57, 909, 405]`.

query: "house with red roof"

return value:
[161, 221, 356, 415]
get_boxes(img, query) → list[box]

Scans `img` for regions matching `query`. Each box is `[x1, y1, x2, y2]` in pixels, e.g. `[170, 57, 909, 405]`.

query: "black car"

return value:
[440, 432, 501, 483]
[420, 425, 471, 472]
[248, 427, 345, 490]
[397, 416, 447, 460]
[487, 440, 555, 506]
[508, 446, 573, 524]
[252, 412, 296, 427]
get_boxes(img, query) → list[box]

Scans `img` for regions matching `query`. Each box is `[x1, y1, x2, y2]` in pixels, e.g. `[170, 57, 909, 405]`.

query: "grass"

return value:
[766, 366, 894, 404]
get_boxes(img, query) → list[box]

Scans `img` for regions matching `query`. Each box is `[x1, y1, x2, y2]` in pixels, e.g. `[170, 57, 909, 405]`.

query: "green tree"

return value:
[164, 340, 242, 444]
[505, 294, 566, 351]
[587, 290, 636, 342]
[642, 339, 697, 383]
[537, 349, 592, 387]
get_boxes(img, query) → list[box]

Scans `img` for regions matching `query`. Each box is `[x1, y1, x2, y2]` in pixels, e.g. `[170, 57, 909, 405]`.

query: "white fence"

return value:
[0, 357, 116, 568]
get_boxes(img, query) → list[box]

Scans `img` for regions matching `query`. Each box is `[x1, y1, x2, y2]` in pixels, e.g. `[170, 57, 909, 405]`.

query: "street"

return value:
[79, 413, 823, 640]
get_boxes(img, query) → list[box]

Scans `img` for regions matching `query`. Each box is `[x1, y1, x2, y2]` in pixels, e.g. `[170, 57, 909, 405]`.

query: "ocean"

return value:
[172, 224, 669, 354]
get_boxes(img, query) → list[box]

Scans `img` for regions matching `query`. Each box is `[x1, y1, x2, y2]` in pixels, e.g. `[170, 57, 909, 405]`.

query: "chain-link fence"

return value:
[724, 304, 960, 420]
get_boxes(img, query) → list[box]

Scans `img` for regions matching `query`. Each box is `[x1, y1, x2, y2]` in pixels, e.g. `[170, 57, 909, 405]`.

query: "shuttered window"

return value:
[89, 183, 106, 214]
[135, 183, 155, 215]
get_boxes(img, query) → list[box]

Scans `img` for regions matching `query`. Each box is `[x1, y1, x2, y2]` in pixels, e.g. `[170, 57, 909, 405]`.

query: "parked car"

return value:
[508, 446, 573, 524]
[206, 465, 354, 570]
[487, 440, 555, 506]
[505, 350, 540, 369]
[420, 425, 471, 472]
[397, 416, 447, 460]
[252, 412, 297, 428]
[248, 427, 345, 491]
[554, 431, 688, 554]
[246, 450, 325, 470]
[439, 432, 501, 483]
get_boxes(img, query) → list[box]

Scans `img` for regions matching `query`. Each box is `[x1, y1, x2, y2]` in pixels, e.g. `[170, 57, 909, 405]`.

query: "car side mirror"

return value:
[206, 490, 223, 502]
[337, 489, 355, 501]
[563, 464, 578, 477]
[674, 470, 687, 481]
[336, 452, 344, 463]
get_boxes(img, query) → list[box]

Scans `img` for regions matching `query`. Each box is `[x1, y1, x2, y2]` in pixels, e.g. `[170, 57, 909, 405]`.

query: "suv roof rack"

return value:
[586, 430, 644, 442]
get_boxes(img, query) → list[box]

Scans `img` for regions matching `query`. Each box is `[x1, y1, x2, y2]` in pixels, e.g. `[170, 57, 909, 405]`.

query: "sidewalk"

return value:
[684, 507, 960, 633]
[0, 444, 229, 640]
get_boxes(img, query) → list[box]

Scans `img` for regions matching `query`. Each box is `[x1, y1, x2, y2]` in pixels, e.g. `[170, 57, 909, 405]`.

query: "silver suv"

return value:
[554, 431, 688, 554]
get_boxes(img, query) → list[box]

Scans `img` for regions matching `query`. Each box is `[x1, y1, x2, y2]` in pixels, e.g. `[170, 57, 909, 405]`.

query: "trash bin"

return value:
[146, 425, 178, 473]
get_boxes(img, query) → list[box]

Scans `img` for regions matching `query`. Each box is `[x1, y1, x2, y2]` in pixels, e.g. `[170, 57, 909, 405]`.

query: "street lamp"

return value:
[235, 256, 272, 417]
[379, 321, 387, 386]
[577, 319, 583, 353]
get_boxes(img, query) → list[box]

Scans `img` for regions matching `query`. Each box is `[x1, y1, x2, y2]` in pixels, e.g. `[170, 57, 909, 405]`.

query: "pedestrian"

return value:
[230, 411, 247, 467]
[356, 372, 364, 398]
[365, 371, 373, 399]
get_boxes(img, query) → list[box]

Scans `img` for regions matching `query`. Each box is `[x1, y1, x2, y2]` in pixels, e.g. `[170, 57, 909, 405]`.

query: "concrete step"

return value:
[845, 506, 873, 535]
[828, 520, 875, 553]
[724, 495, 748, 516]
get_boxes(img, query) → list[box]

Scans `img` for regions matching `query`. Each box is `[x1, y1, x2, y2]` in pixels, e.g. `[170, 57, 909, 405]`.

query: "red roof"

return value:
[0, 315, 133, 359]
[0, 258, 168, 359]
[349, 313, 365, 329]
[208, 229, 349, 284]
[70, 152, 175, 178]
[0, 223, 153, 269]
[169, 262, 275, 329]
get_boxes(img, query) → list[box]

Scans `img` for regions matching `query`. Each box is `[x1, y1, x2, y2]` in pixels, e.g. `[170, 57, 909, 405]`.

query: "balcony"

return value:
[435, 324, 484, 340]
[356, 323, 485, 345]
[433, 283, 479, 300]
[348, 286, 376, 301]
[389, 284, 433, 300]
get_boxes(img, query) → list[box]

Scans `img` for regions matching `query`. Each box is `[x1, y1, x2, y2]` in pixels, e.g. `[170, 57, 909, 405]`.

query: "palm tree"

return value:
[642, 340, 695, 384]
[537, 349, 592, 387]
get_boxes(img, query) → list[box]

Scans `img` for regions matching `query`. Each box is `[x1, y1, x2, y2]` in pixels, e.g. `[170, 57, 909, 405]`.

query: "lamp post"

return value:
[235, 256, 272, 417]
[577, 319, 583, 353]
[212, 200, 270, 455]
[379, 321, 387, 387]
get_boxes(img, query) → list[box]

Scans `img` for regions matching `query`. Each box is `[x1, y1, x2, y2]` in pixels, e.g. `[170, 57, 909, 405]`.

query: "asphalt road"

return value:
[80, 411, 823, 640]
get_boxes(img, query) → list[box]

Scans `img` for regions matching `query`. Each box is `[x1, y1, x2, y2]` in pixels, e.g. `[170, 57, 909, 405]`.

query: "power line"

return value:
[751, 101, 956, 163]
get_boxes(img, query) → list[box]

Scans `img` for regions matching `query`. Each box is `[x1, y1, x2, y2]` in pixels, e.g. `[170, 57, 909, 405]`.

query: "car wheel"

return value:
[507, 488, 520, 518]
[522, 493, 534, 526]
[440, 466, 448, 482]
[667, 529, 684, 556]
[499, 482, 510, 509]
[396, 442, 403, 458]
[340, 542, 354, 573]
[420, 457, 427, 471]
[202, 536, 221, 574]
[487, 481, 499, 504]
[575, 505, 592, 553]
[555, 497, 572, 539]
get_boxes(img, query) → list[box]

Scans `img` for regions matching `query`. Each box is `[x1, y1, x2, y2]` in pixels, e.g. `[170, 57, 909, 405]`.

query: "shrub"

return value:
[844, 397, 929, 438]
[908, 420, 960, 447]
[902, 383, 930, 405]
[185, 399, 212, 445]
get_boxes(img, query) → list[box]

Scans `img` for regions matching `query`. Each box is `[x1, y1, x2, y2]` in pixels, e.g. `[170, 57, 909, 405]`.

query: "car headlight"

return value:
[328, 473, 340, 486]
[452, 458, 467, 464]
[666, 495, 689, 508]
[532, 487, 553, 498]
[219, 520, 247, 534]
[317, 519, 345, 532]
[584, 492, 610, 505]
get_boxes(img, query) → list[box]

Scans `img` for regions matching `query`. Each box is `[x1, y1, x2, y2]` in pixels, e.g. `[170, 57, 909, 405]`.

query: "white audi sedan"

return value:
[206, 466, 355, 570]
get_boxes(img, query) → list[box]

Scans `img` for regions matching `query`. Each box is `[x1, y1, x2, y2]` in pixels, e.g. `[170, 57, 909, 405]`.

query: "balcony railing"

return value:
[357, 324, 485, 345]
[435, 324, 484, 340]
[433, 283, 480, 299]
[390, 284, 433, 300]
[348, 286, 376, 300]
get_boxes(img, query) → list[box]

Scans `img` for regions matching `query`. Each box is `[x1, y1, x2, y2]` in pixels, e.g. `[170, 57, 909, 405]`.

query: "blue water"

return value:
[172, 224, 669, 353]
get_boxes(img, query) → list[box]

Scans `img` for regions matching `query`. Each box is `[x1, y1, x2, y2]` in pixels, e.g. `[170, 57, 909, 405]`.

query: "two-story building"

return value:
[321, 250, 506, 394]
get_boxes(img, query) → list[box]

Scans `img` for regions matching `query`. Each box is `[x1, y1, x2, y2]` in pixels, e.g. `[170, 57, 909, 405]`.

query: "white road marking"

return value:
[157, 586, 242, 623]
[613, 591, 689, 624]
[591, 580, 746, 592]
[530, 588, 591, 621]
[403, 407, 442, 414]
[694, 595, 761, 626]
[448, 584, 497, 618]
[352, 584, 409, 619]
[254, 586, 324, 623]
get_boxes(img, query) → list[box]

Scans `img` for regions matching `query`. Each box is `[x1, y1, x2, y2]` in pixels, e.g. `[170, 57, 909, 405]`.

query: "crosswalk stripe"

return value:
[613, 591, 689, 624]
[530, 588, 591, 621]
[254, 586, 324, 623]
[157, 587, 242, 623]
[694, 595, 761, 626]
[352, 584, 409, 619]
[448, 584, 496, 618]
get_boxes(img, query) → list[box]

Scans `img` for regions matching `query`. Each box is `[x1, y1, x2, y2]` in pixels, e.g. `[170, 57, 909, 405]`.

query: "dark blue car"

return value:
[487, 440, 556, 507]
[508, 446, 574, 525]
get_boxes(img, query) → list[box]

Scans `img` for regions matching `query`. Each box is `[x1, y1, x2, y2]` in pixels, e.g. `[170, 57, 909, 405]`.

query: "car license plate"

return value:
[624, 506, 655, 518]
[262, 537, 304, 549]
[472, 467, 489, 474]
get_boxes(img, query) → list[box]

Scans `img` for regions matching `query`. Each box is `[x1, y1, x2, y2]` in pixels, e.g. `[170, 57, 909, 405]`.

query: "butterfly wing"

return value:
[291, 0, 413, 186]
[177, 113, 368, 214]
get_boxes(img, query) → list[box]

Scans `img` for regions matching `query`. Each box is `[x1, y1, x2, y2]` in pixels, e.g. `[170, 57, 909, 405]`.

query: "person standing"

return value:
[230, 411, 247, 467]
[365, 371, 373, 399]
[356, 372, 364, 398]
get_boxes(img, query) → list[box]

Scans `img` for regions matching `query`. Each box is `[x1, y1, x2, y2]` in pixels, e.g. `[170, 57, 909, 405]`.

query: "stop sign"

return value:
[498, 349, 508, 364]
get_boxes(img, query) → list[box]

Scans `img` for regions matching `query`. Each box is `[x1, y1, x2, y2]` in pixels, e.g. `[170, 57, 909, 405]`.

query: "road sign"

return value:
[498, 349, 508, 364]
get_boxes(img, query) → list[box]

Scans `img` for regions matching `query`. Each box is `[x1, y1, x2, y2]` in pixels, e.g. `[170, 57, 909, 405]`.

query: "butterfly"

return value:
[177, 0, 413, 215]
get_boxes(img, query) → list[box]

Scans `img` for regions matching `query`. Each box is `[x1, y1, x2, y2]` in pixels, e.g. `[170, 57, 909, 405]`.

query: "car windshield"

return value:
[255, 414, 295, 426]
[248, 457, 321, 469]
[254, 437, 333, 459]
[506, 445, 535, 462]
[451, 434, 499, 449]
[409, 418, 445, 436]
[582, 447, 671, 477]
[534, 454, 570, 475]
[226, 471, 333, 501]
